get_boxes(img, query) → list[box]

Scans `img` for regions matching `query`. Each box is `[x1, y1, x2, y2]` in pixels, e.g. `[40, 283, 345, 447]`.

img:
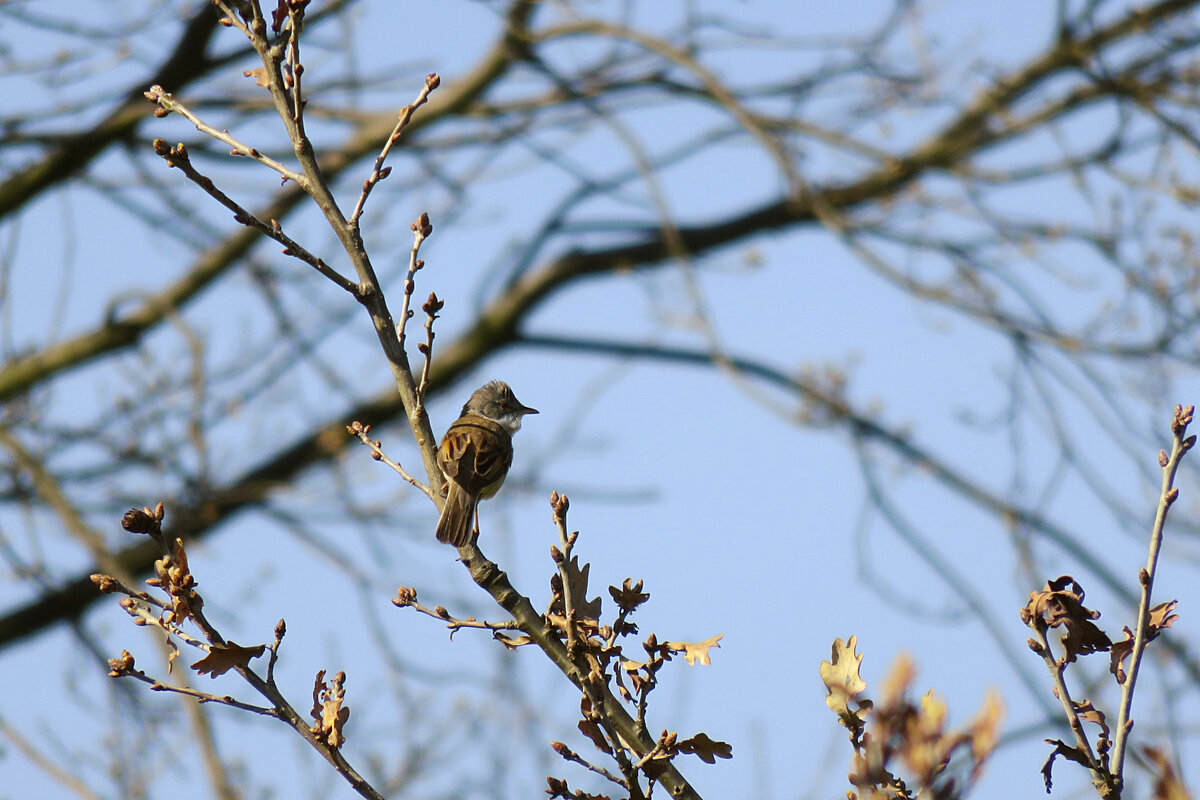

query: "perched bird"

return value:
[435, 380, 537, 546]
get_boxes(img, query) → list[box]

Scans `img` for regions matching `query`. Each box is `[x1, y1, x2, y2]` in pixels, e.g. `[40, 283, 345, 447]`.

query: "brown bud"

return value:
[122, 507, 159, 535]
[426, 73, 441, 90]
[108, 650, 136, 677]
[91, 574, 119, 593]
[422, 292, 444, 315]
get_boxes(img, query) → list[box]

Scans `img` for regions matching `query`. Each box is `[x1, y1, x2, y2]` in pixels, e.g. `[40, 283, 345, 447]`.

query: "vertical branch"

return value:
[1110, 404, 1195, 780]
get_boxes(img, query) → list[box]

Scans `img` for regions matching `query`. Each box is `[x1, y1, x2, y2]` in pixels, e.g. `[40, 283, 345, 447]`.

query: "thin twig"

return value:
[1110, 404, 1195, 779]
[392, 587, 522, 636]
[346, 421, 434, 500]
[552, 493, 578, 657]
[1030, 624, 1104, 776]
[145, 85, 305, 184]
[396, 213, 432, 351]
[121, 670, 280, 716]
[553, 741, 629, 788]
[348, 74, 440, 229]
[147, 138, 360, 294]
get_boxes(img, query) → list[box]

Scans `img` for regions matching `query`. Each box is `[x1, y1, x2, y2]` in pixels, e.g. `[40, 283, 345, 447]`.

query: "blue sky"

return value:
[2, 1, 1199, 798]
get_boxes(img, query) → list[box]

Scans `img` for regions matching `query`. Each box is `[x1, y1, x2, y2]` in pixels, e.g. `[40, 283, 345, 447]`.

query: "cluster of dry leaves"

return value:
[96, 504, 351, 764]
[1016, 405, 1196, 800]
[1022, 577, 1184, 798]
[821, 636, 1003, 800]
[395, 492, 730, 799]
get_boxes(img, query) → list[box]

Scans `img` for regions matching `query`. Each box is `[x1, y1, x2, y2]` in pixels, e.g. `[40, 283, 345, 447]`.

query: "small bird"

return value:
[435, 380, 538, 547]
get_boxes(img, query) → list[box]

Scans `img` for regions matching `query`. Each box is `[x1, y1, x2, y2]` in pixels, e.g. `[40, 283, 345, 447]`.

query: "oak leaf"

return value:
[677, 732, 733, 764]
[549, 556, 603, 622]
[1022, 576, 1111, 662]
[578, 719, 612, 754]
[310, 669, 351, 749]
[191, 641, 265, 678]
[666, 634, 723, 666]
[820, 636, 872, 734]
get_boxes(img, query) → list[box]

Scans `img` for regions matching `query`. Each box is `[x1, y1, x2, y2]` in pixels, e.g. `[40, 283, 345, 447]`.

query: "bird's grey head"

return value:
[463, 380, 538, 434]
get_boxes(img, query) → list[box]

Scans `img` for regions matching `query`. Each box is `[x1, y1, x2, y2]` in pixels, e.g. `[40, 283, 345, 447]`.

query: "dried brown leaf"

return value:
[548, 556, 603, 621]
[820, 636, 872, 735]
[677, 732, 733, 764]
[1022, 576, 1111, 662]
[243, 67, 270, 87]
[1144, 746, 1193, 800]
[310, 670, 351, 749]
[1041, 738, 1092, 793]
[191, 640, 265, 678]
[577, 719, 612, 754]
[1110, 627, 1134, 683]
[1149, 600, 1179, 637]
[493, 631, 533, 650]
[666, 634, 723, 666]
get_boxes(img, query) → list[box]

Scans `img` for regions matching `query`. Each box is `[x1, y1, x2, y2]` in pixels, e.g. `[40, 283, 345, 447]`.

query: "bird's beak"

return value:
[520, 404, 539, 416]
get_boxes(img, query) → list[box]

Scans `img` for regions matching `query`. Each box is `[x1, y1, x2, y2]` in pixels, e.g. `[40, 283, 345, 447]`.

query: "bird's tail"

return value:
[436, 484, 478, 547]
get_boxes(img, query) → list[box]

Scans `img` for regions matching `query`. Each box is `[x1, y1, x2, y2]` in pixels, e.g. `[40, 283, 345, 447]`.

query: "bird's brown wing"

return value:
[438, 415, 513, 496]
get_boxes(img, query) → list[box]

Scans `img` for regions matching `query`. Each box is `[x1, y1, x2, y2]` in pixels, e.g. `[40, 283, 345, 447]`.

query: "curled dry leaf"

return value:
[1110, 599, 1178, 683]
[310, 669, 351, 749]
[1041, 738, 1093, 793]
[243, 67, 270, 87]
[493, 631, 534, 650]
[1110, 628, 1135, 684]
[1073, 699, 1110, 758]
[1149, 599, 1180, 634]
[191, 640, 266, 678]
[1021, 575, 1112, 662]
[666, 634, 723, 666]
